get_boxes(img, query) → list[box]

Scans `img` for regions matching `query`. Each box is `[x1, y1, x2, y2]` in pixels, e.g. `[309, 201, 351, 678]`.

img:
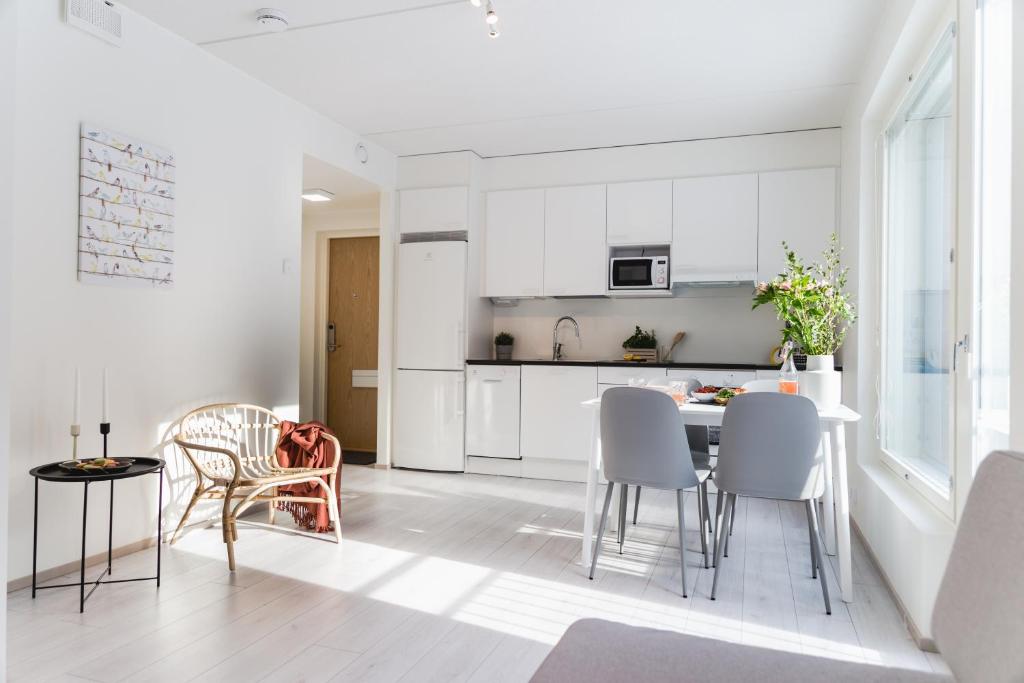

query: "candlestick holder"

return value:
[100, 422, 110, 459]
[70, 424, 81, 462]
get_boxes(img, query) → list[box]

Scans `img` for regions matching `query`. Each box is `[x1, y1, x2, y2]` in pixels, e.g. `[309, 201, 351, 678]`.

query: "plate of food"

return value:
[59, 458, 134, 474]
[713, 387, 747, 405]
[690, 386, 720, 403]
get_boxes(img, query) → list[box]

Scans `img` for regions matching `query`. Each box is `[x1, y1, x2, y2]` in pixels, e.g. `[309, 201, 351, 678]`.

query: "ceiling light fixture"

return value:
[469, 0, 482, 6]
[301, 188, 334, 202]
[255, 7, 289, 32]
[489, 24, 500, 38]
[485, 1, 499, 25]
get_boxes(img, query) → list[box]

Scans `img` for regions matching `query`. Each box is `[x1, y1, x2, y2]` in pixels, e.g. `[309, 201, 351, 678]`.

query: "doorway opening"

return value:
[300, 154, 383, 466]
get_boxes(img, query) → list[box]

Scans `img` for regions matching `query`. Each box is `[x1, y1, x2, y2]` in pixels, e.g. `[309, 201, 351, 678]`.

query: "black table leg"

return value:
[108, 480, 114, 575]
[80, 481, 89, 613]
[157, 468, 163, 587]
[32, 477, 38, 598]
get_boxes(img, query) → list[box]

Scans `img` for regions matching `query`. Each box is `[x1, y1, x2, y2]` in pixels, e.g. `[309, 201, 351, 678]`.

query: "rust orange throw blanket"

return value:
[274, 420, 341, 532]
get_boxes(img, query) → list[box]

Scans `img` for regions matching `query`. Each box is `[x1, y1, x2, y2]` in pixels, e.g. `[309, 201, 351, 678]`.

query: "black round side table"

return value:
[29, 457, 165, 613]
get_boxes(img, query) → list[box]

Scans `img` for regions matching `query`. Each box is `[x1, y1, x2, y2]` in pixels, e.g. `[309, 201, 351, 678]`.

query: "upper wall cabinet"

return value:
[757, 168, 838, 281]
[544, 185, 607, 296]
[606, 180, 673, 245]
[483, 189, 545, 297]
[671, 173, 758, 283]
[399, 187, 468, 234]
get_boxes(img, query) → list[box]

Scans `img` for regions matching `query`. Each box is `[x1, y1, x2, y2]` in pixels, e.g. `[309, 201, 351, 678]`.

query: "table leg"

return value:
[581, 410, 600, 567]
[820, 425, 836, 555]
[32, 478, 38, 598]
[80, 481, 89, 613]
[157, 468, 164, 587]
[831, 421, 853, 603]
[107, 480, 114, 575]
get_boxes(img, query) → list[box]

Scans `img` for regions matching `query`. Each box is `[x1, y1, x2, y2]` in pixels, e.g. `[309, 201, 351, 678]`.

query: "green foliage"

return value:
[752, 233, 857, 355]
[494, 332, 515, 346]
[622, 326, 657, 349]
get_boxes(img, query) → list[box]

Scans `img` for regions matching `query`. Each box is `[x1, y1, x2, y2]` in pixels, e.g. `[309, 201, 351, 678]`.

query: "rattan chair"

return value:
[171, 403, 341, 570]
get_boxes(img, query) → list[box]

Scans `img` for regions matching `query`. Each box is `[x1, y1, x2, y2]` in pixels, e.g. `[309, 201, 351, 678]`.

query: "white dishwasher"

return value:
[465, 365, 521, 460]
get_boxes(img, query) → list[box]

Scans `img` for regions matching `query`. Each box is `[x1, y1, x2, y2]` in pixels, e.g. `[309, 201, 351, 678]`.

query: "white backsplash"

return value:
[491, 288, 783, 364]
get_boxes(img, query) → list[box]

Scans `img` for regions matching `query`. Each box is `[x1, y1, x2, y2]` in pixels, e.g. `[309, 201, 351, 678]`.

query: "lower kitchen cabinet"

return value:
[666, 368, 756, 388]
[520, 365, 598, 462]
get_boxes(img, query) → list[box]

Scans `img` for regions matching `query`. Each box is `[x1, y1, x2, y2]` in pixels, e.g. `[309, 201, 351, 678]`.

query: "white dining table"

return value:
[580, 396, 862, 603]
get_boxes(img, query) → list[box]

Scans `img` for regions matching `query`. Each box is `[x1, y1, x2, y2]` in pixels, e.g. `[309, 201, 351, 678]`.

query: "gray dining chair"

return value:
[632, 378, 711, 535]
[710, 392, 830, 613]
[590, 387, 711, 597]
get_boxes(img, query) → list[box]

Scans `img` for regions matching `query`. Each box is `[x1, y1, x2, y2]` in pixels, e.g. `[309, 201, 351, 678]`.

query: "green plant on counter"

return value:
[752, 233, 857, 355]
[494, 332, 515, 345]
[622, 326, 657, 349]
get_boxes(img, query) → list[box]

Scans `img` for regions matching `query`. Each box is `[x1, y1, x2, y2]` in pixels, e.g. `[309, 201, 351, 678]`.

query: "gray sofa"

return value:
[532, 450, 1024, 683]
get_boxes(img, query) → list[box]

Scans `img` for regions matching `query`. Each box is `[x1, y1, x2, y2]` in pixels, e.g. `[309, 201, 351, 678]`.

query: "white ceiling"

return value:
[302, 154, 379, 219]
[120, 0, 886, 157]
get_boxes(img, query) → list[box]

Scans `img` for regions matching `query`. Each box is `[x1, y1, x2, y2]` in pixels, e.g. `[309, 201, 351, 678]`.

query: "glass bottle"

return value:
[779, 342, 799, 394]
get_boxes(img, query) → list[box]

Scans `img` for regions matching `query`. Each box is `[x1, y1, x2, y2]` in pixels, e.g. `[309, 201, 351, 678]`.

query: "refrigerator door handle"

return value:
[455, 375, 466, 417]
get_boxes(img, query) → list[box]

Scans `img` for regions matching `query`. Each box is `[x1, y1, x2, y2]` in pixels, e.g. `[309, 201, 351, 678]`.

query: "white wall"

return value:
[841, 0, 961, 642]
[1012, 0, 1024, 452]
[7, 0, 395, 584]
[0, 0, 16, 668]
[492, 294, 780, 364]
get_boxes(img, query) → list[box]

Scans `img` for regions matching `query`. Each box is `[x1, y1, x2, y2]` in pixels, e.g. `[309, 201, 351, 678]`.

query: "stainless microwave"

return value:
[609, 256, 670, 290]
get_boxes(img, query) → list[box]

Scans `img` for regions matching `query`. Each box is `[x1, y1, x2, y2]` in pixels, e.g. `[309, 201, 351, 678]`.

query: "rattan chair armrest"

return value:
[173, 436, 242, 486]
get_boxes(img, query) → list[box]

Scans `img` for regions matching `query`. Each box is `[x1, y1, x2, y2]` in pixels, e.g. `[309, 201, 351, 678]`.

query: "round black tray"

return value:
[30, 457, 165, 483]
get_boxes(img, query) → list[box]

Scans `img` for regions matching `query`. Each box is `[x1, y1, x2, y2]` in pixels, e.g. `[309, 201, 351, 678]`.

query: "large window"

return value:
[973, 0, 1011, 466]
[881, 27, 956, 495]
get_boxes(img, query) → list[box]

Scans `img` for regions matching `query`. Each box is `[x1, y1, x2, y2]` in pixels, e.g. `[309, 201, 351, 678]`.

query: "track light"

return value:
[485, 1, 498, 24]
[469, 0, 481, 6]
[489, 24, 500, 38]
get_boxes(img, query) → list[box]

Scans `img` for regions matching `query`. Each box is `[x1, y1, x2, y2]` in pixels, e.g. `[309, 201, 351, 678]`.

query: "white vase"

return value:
[799, 354, 842, 409]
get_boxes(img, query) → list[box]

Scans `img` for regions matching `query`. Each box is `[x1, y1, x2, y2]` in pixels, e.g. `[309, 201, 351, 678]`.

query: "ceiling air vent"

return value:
[65, 0, 123, 47]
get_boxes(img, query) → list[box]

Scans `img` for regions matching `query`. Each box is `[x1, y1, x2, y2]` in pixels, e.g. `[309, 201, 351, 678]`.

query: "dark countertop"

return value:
[466, 358, 842, 371]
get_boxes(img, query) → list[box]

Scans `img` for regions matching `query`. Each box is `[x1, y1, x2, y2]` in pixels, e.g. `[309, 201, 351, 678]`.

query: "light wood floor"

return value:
[7, 466, 950, 682]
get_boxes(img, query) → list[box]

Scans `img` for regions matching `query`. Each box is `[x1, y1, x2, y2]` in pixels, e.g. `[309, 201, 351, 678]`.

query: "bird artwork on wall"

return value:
[78, 123, 175, 288]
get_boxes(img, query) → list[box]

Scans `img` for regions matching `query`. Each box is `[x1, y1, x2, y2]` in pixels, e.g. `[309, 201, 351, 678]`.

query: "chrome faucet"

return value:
[552, 316, 581, 361]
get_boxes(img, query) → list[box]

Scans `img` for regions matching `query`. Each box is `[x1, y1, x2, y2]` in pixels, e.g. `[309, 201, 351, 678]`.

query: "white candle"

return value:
[73, 368, 80, 425]
[102, 368, 109, 423]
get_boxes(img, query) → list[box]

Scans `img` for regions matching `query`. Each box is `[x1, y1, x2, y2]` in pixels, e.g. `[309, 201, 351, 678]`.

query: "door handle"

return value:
[327, 322, 337, 353]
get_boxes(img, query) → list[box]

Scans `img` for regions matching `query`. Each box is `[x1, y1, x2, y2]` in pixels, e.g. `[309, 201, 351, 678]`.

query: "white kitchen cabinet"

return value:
[758, 168, 838, 281]
[484, 189, 546, 297]
[606, 180, 673, 245]
[666, 368, 756, 388]
[466, 365, 521, 460]
[520, 365, 597, 462]
[543, 185, 607, 296]
[597, 366, 667, 386]
[672, 173, 758, 283]
[399, 187, 468, 234]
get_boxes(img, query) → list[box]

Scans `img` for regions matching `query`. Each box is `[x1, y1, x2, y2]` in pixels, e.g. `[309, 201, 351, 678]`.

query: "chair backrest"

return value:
[600, 387, 699, 490]
[932, 450, 1024, 683]
[715, 392, 822, 501]
[175, 403, 282, 481]
[741, 378, 779, 393]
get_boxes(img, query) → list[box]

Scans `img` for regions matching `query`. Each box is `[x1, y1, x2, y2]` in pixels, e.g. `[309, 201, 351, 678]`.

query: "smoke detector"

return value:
[255, 8, 289, 32]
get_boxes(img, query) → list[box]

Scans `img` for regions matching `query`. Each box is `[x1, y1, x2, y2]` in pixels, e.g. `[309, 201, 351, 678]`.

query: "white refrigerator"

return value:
[393, 240, 468, 471]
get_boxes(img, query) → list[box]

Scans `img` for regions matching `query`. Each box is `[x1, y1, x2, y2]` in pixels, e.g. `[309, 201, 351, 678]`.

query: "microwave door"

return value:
[612, 259, 652, 288]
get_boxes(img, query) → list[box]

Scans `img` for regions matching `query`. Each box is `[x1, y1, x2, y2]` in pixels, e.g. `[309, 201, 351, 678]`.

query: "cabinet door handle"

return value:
[482, 378, 503, 383]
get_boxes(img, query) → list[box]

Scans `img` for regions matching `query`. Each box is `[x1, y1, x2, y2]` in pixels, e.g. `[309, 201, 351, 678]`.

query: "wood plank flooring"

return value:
[6, 466, 950, 682]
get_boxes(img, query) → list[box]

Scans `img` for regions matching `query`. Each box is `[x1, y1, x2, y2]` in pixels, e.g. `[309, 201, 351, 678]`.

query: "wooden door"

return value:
[326, 236, 379, 454]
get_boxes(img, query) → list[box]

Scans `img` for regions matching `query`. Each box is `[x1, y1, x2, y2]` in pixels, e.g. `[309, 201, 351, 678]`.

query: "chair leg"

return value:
[697, 483, 709, 569]
[711, 493, 735, 600]
[808, 501, 818, 579]
[169, 486, 203, 546]
[618, 484, 628, 554]
[590, 483, 615, 580]
[222, 487, 237, 571]
[267, 485, 276, 525]
[676, 489, 688, 598]
[633, 486, 641, 525]
[806, 499, 832, 615]
[729, 495, 737, 536]
[328, 474, 342, 544]
[702, 482, 713, 537]
[713, 487, 725, 567]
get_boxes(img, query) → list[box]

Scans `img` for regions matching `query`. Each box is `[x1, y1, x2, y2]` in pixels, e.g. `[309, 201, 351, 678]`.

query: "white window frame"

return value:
[877, 21, 959, 519]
